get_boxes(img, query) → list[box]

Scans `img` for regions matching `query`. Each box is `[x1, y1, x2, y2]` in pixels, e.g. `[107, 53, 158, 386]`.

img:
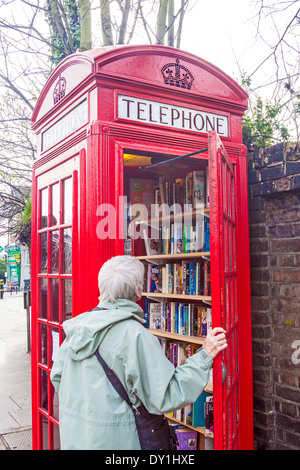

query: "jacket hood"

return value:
[62, 299, 145, 361]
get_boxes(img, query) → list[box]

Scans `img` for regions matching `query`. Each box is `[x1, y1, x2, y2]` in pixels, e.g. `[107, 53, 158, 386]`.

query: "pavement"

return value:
[0, 291, 32, 450]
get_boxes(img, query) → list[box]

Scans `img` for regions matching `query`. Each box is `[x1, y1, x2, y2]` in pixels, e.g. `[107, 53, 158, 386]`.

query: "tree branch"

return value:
[249, 7, 300, 77]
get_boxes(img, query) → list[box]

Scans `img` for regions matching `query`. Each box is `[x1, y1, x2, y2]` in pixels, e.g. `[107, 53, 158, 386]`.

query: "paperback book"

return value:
[176, 429, 197, 450]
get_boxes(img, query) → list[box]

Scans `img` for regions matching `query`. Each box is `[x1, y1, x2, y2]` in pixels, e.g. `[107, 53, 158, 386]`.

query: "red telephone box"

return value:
[31, 45, 253, 450]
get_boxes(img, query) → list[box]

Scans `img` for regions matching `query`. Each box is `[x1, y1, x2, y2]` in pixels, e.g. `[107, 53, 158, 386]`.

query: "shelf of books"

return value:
[124, 156, 214, 450]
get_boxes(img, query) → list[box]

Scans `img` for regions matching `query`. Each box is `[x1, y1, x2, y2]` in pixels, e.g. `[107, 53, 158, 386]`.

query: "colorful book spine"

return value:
[150, 302, 209, 337]
[173, 222, 183, 254]
[192, 393, 207, 428]
[168, 263, 174, 294]
[162, 225, 170, 254]
[189, 262, 197, 295]
[205, 396, 214, 434]
[203, 260, 211, 296]
[192, 170, 205, 209]
[204, 217, 210, 252]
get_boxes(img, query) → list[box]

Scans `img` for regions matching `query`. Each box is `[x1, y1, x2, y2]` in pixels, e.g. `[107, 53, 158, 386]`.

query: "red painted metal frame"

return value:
[209, 130, 253, 450]
[31, 128, 253, 449]
[31, 169, 38, 450]
[31, 160, 80, 449]
[31, 45, 253, 450]
[235, 151, 254, 450]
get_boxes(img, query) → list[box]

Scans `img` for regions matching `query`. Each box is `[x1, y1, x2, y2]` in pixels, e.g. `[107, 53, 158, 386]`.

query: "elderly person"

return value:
[51, 255, 227, 450]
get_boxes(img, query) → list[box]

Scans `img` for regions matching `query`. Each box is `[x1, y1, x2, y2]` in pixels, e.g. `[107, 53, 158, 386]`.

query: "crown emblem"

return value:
[53, 75, 67, 104]
[161, 59, 194, 90]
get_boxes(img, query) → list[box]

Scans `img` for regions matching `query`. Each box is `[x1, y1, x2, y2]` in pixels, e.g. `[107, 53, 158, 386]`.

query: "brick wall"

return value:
[248, 142, 300, 450]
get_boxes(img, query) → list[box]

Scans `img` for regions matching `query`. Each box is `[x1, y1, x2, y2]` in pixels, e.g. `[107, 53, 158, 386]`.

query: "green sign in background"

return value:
[6, 246, 21, 287]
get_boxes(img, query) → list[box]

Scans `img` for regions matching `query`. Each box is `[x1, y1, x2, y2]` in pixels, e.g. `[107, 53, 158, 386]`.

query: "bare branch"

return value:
[249, 6, 300, 77]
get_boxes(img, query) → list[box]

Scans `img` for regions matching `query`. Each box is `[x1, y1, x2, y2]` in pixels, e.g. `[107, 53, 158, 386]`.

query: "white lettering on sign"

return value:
[42, 99, 88, 151]
[118, 94, 228, 137]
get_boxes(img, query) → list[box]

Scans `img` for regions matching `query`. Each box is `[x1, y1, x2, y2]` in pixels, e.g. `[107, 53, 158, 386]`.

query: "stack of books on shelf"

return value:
[146, 301, 212, 338]
[156, 169, 209, 209]
[170, 393, 211, 430]
[143, 219, 209, 256]
[129, 170, 208, 212]
[129, 169, 209, 211]
[157, 338, 214, 441]
[127, 169, 210, 257]
[160, 340, 195, 366]
[145, 260, 211, 296]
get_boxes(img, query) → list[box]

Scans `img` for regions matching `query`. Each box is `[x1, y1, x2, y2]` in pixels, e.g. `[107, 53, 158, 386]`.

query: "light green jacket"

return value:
[50, 299, 213, 450]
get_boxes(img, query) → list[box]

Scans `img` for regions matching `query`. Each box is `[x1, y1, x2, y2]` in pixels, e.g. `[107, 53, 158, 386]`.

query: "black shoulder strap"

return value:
[89, 306, 104, 312]
[94, 349, 140, 414]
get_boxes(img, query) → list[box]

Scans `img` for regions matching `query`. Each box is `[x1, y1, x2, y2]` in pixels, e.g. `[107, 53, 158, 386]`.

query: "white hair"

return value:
[98, 255, 145, 303]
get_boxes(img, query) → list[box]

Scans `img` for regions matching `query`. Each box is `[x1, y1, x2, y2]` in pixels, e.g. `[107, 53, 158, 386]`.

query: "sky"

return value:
[169, 0, 298, 102]
[92, 0, 298, 104]
[2, 0, 298, 100]
[181, 0, 259, 79]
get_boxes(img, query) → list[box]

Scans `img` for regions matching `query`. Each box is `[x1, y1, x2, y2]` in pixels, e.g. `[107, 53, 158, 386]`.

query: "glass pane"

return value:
[50, 231, 59, 273]
[49, 278, 59, 322]
[39, 278, 48, 319]
[40, 368, 48, 411]
[39, 323, 48, 365]
[50, 383, 59, 421]
[50, 326, 60, 368]
[51, 183, 60, 227]
[62, 279, 72, 321]
[40, 188, 48, 229]
[233, 225, 236, 270]
[62, 228, 72, 273]
[40, 232, 48, 273]
[52, 423, 60, 450]
[224, 219, 228, 271]
[40, 414, 49, 450]
[63, 177, 72, 225]
[229, 223, 232, 271]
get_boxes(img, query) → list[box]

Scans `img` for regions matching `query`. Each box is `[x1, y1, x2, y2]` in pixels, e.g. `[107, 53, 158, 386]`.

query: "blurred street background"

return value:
[0, 292, 32, 450]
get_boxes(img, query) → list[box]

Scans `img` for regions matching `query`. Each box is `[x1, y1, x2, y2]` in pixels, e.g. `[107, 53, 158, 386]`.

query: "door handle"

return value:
[222, 361, 227, 384]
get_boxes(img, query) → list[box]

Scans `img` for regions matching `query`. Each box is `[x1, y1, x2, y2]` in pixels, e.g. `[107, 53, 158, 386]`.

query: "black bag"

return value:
[94, 349, 178, 450]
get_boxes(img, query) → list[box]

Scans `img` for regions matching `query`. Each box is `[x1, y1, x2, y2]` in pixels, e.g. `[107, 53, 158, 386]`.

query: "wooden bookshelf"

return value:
[126, 166, 213, 449]
[137, 251, 210, 261]
[148, 328, 205, 345]
[204, 382, 213, 393]
[142, 292, 211, 302]
[166, 414, 214, 439]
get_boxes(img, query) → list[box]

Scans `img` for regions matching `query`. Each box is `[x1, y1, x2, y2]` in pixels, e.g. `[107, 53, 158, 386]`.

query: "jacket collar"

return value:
[98, 298, 145, 323]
